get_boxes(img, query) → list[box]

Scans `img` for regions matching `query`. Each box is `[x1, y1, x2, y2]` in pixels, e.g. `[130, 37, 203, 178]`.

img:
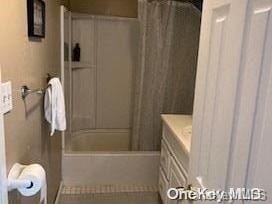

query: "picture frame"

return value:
[27, 0, 45, 38]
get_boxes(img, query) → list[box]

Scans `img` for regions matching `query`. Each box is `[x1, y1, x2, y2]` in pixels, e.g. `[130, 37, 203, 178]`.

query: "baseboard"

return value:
[54, 181, 63, 204]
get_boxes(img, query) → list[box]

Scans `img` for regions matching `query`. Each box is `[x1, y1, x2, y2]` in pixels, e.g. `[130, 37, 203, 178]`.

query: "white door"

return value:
[0, 66, 8, 203]
[189, 0, 272, 202]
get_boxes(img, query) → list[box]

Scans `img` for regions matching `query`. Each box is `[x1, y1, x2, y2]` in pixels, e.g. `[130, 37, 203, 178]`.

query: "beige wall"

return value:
[69, 0, 138, 18]
[65, 0, 201, 18]
[60, 0, 70, 8]
[0, 1, 62, 204]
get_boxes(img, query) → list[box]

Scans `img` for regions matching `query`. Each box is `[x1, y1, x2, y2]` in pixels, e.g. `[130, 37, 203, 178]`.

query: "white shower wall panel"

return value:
[71, 17, 97, 131]
[72, 18, 96, 65]
[70, 15, 139, 132]
[96, 18, 139, 129]
[72, 67, 96, 131]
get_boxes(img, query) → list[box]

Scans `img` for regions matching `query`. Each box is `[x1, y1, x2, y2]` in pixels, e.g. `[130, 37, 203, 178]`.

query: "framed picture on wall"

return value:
[27, 0, 45, 38]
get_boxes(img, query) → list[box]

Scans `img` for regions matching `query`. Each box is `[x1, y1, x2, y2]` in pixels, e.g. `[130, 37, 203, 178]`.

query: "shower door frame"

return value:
[61, 9, 139, 152]
[0, 66, 8, 203]
[60, 5, 70, 153]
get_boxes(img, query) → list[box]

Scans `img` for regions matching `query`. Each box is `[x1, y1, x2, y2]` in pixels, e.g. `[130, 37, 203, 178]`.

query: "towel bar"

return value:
[21, 85, 44, 100]
[21, 73, 56, 100]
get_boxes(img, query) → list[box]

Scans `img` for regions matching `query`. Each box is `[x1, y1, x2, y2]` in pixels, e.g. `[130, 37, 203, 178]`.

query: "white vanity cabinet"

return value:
[159, 115, 192, 204]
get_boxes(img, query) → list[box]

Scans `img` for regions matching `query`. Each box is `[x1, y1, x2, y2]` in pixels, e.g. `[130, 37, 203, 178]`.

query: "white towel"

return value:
[44, 78, 66, 136]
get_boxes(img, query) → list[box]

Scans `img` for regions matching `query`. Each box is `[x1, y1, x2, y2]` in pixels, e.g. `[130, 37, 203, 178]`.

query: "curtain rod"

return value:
[145, 0, 202, 11]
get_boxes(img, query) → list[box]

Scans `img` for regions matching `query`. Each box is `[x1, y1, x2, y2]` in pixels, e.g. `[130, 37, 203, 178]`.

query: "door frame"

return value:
[60, 5, 69, 153]
[0, 66, 8, 203]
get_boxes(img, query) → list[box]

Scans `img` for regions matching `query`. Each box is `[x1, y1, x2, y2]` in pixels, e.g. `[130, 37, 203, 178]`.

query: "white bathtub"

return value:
[62, 151, 160, 186]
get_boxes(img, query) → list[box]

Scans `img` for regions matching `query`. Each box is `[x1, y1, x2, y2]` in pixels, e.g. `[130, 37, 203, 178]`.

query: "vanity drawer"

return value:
[159, 167, 169, 204]
[160, 139, 171, 180]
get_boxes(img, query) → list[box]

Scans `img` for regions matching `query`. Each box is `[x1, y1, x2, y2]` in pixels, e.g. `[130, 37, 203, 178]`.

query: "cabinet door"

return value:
[168, 158, 187, 204]
[159, 168, 169, 204]
[160, 140, 171, 180]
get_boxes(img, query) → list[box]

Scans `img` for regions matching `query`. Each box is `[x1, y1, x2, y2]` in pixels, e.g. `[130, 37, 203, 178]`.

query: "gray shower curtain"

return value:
[131, 0, 201, 151]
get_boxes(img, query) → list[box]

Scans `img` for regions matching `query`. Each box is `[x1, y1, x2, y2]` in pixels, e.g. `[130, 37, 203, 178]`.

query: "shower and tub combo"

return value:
[60, 0, 200, 189]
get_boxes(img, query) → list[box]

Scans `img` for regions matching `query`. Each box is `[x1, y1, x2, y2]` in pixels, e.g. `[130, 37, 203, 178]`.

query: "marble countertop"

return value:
[161, 114, 193, 154]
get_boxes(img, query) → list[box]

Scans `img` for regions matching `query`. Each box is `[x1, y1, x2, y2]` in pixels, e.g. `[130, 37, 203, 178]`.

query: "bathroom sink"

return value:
[161, 114, 193, 154]
[182, 125, 192, 139]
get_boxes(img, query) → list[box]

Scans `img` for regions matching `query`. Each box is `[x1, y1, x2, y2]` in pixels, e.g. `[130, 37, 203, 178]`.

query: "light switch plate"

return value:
[1, 81, 12, 114]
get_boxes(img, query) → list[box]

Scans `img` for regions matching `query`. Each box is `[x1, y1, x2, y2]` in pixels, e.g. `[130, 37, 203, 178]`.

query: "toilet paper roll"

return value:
[17, 164, 47, 204]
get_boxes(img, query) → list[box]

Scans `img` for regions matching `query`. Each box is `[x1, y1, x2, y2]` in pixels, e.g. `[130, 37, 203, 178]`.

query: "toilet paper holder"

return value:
[7, 163, 33, 191]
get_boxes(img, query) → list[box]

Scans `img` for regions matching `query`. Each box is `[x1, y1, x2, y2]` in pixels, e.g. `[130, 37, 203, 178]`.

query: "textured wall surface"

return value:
[0, 0, 62, 204]
[69, 0, 138, 17]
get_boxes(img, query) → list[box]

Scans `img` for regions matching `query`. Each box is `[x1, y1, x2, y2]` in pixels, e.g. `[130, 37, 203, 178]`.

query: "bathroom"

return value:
[1, 0, 272, 204]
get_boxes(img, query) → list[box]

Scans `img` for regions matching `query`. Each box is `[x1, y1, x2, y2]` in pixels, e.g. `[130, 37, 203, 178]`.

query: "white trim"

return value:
[54, 181, 63, 204]
[0, 66, 8, 203]
[68, 9, 72, 150]
[60, 6, 66, 152]
[63, 151, 160, 157]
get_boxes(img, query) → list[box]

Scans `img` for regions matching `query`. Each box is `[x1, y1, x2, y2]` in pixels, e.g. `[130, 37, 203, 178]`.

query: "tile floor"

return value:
[59, 185, 162, 204]
[59, 192, 162, 204]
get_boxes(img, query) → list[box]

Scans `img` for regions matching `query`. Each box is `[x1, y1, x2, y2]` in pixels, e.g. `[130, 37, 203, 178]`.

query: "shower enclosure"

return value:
[61, 0, 201, 153]
[63, 11, 138, 152]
